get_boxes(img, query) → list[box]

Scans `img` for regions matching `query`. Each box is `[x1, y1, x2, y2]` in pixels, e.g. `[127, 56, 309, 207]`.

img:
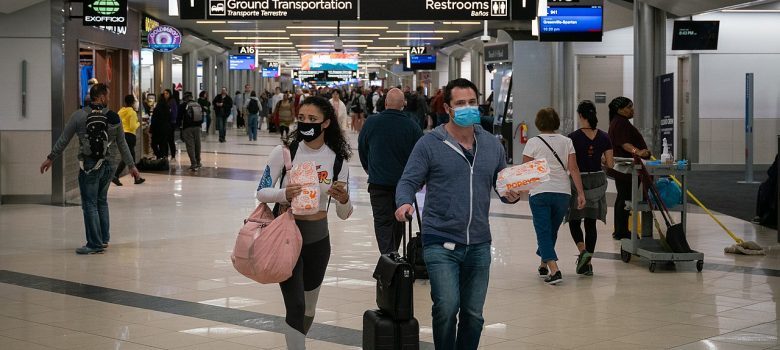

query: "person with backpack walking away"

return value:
[245, 91, 261, 141]
[275, 92, 295, 140]
[567, 101, 614, 276]
[40, 83, 140, 255]
[151, 93, 172, 159]
[198, 91, 212, 135]
[359, 88, 423, 254]
[256, 96, 353, 349]
[112, 94, 146, 186]
[347, 88, 366, 133]
[395, 79, 523, 349]
[523, 107, 587, 285]
[181, 92, 204, 171]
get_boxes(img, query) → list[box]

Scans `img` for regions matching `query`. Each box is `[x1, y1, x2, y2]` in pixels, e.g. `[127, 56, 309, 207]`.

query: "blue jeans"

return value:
[529, 192, 571, 262]
[78, 160, 113, 248]
[217, 116, 227, 141]
[423, 241, 491, 350]
[248, 113, 258, 140]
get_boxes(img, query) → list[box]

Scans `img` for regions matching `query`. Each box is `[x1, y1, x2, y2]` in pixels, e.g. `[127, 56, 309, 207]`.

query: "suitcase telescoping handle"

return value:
[404, 213, 412, 258]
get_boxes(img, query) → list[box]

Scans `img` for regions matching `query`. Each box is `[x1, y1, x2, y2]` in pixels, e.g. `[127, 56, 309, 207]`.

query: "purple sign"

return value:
[147, 25, 181, 52]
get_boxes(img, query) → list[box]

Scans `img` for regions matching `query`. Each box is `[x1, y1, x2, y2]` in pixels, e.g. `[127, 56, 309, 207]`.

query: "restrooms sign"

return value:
[206, 0, 357, 19]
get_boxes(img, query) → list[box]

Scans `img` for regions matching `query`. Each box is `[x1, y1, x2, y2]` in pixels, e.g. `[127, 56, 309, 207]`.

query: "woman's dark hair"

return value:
[250, 90, 257, 97]
[286, 96, 352, 161]
[577, 100, 598, 128]
[90, 83, 109, 100]
[124, 94, 136, 107]
[608, 96, 632, 122]
[199, 90, 207, 98]
[535, 107, 560, 132]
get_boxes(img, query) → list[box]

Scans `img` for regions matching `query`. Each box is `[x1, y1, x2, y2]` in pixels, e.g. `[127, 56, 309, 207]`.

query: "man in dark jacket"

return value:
[180, 92, 203, 171]
[395, 79, 521, 350]
[212, 87, 233, 142]
[359, 88, 424, 254]
[40, 83, 140, 255]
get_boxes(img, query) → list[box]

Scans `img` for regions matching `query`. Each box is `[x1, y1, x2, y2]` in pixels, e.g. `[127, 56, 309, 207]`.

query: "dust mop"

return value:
[654, 158, 765, 255]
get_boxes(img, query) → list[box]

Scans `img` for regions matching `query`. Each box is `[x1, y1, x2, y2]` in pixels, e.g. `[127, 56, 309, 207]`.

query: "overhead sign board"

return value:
[181, 0, 533, 20]
[293, 70, 357, 82]
[484, 43, 510, 63]
[83, 0, 128, 26]
[361, 0, 509, 20]
[147, 25, 182, 52]
[184, 0, 359, 20]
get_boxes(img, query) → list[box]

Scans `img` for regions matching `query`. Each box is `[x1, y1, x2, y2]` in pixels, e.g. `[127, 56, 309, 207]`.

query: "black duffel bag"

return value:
[373, 215, 414, 321]
[136, 157, 169, 171]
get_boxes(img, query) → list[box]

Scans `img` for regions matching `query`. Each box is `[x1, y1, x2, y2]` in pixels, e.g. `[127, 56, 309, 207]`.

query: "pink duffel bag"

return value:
[232, 203, 303, 284]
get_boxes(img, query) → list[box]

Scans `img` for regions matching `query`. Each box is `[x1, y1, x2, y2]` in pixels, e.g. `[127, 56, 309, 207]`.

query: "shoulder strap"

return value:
[326, 154, 345, 211]
[278, 145, 295, 189]
[536, 136, 567, 172]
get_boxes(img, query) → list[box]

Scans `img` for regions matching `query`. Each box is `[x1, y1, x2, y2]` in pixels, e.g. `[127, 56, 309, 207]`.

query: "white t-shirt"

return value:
[256, 143, 353, 219]
[522, 134, 575, 196]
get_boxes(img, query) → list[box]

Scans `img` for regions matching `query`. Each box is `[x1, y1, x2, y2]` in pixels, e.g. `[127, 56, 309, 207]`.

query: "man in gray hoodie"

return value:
[40, 83, 140, 255]
[395, 78, 522, 350]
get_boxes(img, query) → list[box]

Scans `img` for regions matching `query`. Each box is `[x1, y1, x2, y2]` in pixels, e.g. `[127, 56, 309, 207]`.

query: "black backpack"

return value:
[365, 93, 375, 114]
[85, 108, 109, 160]
[350, 95, 363, 113]
[406, 93, 418, 112]
[247, 98, 260, 114]
[375, 95, 386, 112]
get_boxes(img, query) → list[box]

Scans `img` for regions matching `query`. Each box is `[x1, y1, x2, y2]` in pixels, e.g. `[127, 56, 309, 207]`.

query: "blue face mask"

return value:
[452, 106, 481, 127]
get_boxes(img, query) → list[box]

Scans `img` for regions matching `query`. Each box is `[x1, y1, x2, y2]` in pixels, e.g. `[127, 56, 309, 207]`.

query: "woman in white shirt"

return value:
[330, 89, 349, 131]
[256, 96, 353, 349]
[522, 107, 586, 285]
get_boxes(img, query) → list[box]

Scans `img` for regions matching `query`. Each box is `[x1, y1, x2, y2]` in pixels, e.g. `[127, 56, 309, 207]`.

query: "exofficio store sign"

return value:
[83, 0, 128, 26]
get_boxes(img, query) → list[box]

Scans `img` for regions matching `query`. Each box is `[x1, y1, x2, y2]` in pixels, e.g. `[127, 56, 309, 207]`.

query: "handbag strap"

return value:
[536, 136, 568, 174]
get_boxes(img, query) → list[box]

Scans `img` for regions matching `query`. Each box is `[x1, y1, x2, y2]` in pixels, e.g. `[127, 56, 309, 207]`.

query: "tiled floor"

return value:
[0, 128, 778, 349]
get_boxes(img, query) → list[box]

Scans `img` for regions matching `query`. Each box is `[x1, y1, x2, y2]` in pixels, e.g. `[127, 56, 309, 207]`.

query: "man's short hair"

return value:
[535, 107, 561, 132]
[444, 78, 479, 105]
[90, 83, 109, 100]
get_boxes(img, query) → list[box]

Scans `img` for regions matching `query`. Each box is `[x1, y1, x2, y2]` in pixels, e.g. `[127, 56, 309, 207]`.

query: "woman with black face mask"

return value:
[255, 96, 353, 349]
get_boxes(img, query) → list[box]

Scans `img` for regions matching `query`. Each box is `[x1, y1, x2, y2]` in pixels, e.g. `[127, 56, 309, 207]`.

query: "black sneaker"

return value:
[134, 177, 146, 185]
[576, 251, 593, 275]
[538, 266, 549, 278]
[584, 265, 593, 276]
[545, 271, 562, 285]
[112, 178, 123, 186]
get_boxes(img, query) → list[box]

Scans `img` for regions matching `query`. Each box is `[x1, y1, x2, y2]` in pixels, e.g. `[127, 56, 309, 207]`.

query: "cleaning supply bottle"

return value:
[661, 138, 673, 164]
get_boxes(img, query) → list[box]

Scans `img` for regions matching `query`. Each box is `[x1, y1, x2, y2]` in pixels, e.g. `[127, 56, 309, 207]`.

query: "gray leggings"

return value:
[280, 218, 330, 335]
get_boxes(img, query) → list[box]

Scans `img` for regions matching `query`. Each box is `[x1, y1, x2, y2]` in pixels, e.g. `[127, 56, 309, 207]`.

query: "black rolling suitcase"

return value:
[364, 215, 419, 350]
[373, 214, 415, 321]
[405, 202, 428, 280]
[363, 309, 419, 350]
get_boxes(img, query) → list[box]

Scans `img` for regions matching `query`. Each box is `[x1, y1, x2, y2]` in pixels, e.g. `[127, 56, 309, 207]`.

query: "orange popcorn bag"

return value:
[289, 161, 320, 215]
[495, 159, 551, 196]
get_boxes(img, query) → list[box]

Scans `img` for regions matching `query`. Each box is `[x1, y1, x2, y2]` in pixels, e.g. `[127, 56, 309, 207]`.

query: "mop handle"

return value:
[651, 157, 744, 244]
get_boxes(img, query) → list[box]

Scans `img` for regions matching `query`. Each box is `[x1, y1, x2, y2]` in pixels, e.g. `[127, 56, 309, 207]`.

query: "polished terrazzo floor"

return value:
[0, 127, 778, 349]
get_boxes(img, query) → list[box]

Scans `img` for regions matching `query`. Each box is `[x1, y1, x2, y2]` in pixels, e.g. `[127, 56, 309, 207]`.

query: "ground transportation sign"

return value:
[180, 0, 535, 20]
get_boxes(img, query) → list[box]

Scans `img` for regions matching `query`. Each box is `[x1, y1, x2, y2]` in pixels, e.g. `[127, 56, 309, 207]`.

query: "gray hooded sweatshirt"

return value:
[396, 124, 511, 246]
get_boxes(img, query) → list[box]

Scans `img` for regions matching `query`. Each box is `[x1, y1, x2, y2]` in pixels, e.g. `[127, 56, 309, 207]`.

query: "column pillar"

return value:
[634, 1, 666, 153]
[153, 51, 172, 95]
[552, 42, 576, 133]
[184, 49, 198, 95]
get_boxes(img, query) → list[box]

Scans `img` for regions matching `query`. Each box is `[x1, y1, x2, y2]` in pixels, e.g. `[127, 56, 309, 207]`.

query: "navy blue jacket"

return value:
[358, 109, 424, 187]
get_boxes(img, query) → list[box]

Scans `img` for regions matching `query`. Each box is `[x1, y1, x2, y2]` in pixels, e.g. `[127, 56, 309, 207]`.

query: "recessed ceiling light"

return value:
[233, 42, 295, 46]
[344, 45, 368, 48]
[387, 30, 459, 34]
[213, 29, 286, 33]
[196, 20, 226, 24]
[290, 33, 380, 37]
[397, 21, 434, 25]
[378, 37, 443, 40]
[320, 39, 374, 43]
[224, 37, 290, 40]
[286, 26, 389, 30]
[297, 45, 332, 47]
[366, 46, 410, 50]
[443, 21, 481, 25]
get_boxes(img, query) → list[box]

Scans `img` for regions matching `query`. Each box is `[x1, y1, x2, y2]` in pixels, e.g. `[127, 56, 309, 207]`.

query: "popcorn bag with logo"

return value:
[496, 159, 551, 196]
[289, 161, 320, 215]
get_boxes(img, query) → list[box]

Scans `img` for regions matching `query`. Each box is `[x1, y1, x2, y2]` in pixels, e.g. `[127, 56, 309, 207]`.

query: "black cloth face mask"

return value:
[297, 121, 324, 142]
